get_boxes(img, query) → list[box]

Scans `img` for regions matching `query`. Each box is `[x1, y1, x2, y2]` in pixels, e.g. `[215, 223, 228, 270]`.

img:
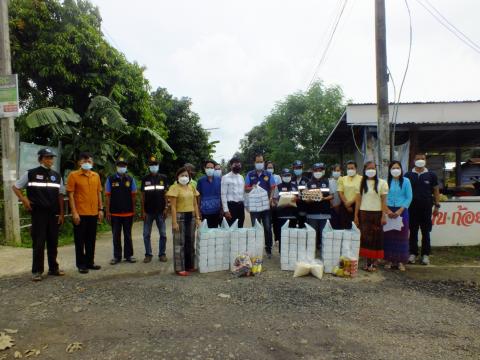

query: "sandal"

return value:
[398, 263, 406, 272]
[384, 262, 392, 269]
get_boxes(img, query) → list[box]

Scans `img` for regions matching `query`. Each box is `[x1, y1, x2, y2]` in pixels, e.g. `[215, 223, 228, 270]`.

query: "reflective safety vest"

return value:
[26, 166, 62, 213]
[141, 173, 168, 214]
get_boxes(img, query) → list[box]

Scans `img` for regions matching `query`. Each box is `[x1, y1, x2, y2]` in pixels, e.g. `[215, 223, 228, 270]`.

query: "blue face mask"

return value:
[266, 168, 274, 174]
[117, 167, 127, 174]
[205, 168, 214, 177]
[214, 169, 222, 177]
[149, 165, 159, 173]
[81, 163, 93, 171]
[294, 169, 302, 176]
[255, 163, 264, 171]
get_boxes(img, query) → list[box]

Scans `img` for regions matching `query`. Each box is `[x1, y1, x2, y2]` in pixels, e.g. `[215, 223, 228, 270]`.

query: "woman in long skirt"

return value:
[354, 161, 389, 272]
[384, 161, 412, 271]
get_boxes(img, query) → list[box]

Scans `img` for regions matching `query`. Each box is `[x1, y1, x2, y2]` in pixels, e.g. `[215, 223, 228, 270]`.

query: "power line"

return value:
[415, 0, 480, 54]
[307, 0, 349, 89]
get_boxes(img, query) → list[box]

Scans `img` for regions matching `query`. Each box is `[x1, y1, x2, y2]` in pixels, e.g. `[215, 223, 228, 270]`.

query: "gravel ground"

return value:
[0, 254, 479, 360]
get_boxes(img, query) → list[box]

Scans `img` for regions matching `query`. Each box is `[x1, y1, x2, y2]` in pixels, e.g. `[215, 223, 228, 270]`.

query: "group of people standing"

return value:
[12, 147, 440, 281]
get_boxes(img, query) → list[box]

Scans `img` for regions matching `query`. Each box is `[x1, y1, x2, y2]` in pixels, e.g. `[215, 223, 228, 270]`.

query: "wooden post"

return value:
[0, 0, 20, 245]
[375, 0, 391, 178]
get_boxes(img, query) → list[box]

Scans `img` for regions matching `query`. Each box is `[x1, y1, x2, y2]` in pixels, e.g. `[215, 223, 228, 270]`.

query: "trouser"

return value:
[111, 216, 134, 260]
[31, 210, 59, 274]
[202, 213, 222, 228]
[73, 215, 98, 269]
[271, 207, 279, 241]
[143, 213, 167, 256]
[297, 212, 307, 228]
[277, 218, 297, 253]
[226, 201, 245, 228]
[409, 201, 433, 256]
[250, 210, 273, 253]
[173, 212, 196, 272]
[307, 218, 328, 252]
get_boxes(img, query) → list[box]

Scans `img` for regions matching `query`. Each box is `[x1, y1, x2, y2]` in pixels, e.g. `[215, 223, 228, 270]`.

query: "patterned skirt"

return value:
[383, 207, 409, 264]
[359, 210, 384, 259]
[172, 212, 196, 272]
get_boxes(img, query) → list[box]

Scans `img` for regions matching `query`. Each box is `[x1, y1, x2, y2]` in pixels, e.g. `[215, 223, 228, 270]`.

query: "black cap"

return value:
[148, 155, 159, 165]
[292, 160, 303, 167]
[37, 148, 57, 157]
[116, 157, 128, 166]
[312, 162, 326, 170]
[281, 168, 292, 175]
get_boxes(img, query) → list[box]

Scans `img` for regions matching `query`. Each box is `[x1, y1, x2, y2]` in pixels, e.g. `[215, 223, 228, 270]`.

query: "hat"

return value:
[148, 155, 159, 165]
[116, 157, 128, 166]
[312, 162, 326, 170]
[281, 168, 292, 175]
[292, 160, 303, 167]
[37, 148, 57, 157]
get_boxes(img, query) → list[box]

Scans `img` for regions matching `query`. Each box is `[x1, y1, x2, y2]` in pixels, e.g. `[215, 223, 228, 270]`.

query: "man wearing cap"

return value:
[197, 160, 222, 228]
[66, 152, 103, 274]
[12, 148, 65, 281]
[105, 157, 137, 264]
[273, 168, 299, 252]
[141, 156, 169, 263]
[305, 163, 332, 251]
[292, 160, 310, 228]
[245, 154, 277, 257]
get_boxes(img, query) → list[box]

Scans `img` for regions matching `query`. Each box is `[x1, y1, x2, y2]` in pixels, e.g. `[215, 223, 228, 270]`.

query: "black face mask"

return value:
[232, 165, 241, 173]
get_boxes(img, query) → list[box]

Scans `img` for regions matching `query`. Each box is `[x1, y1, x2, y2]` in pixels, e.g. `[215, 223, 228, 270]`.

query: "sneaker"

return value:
[78, 268, 89, 274]
[384, 262, 392, 270]
[143, 256, 153, 263]
[398, 263, 406, 272]
[421, 255, 430, 265]
[48, 269, 65, 276]
[408, 254, 416, 264]
[87, 264, 101, 270]
[110, 258, 121, 265]
[176, 271, 189, 276]
[125, 257, 137, 263]
[32, 273, 42, 282]
[159, 255, 168, 262]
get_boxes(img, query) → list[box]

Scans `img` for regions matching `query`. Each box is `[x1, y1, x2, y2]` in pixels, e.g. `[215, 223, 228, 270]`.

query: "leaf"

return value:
[3, 329, 18, 334]
[0, 332, 14, 350]
[24, 108, 81, 129]
[66, 342, 83, 353]
[137, 127, 175, 154]
[85, 96, 128, 131]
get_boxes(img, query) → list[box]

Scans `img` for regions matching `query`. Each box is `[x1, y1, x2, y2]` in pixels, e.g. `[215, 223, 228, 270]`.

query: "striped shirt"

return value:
[221, 171, 245, 212]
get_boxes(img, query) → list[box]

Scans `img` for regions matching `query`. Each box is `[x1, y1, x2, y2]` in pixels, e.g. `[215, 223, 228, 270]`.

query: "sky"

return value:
[90, 0, 480, 162]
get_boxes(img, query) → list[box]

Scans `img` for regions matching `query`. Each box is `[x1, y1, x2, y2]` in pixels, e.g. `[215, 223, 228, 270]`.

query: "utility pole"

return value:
[0, 0, 21, 245]
[375, 0, 391, 178]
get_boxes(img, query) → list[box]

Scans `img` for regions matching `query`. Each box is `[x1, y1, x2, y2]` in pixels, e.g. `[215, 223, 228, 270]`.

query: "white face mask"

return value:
[178, 176, 189, 185]
[390, 168, 402, 177]
[214, 169, 222, 177]
[313, 171, 324, 179]
[149, 165, 159, 173]
[282, 176, 292, 183]
[117, 167, 127, 174]
[332, 171, 341, 179]
[255, 163, 264, 171]
[266, 168, 274, 174]
[205, 168, 214, 177]
[81, 163, 93, 171]
[415, 159, 426, 168]
[365, 169, 377, 178]
[347, 169, 356, 177]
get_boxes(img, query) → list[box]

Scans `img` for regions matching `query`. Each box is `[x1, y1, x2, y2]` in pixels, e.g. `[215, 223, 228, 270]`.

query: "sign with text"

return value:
[18, 142, 61, 176]
[0, 74, 19, 117]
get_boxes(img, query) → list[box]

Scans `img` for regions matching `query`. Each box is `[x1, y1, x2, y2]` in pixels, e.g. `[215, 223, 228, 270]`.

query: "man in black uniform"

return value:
[141, 156, 169, 263]
[105, 157, 138, 264]
[292, 160, 310, 228]
[404, 153, 440, 265]
[274, 168, 299, 252]
[12, 148, 65, 281]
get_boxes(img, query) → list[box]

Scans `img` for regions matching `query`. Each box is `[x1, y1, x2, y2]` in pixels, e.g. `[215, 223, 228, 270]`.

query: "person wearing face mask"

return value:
[197, 160, 222, 228]
[306, 163, 333, 251]
[274, 168, 299, 252]
[105, 157, 137, 265]
[329, 164, 342, 229]
[266, 161, 282, 246]
[245, 154, 277, 257]
[214, 163, 223, 178]
[291, 160, 310, 228]
[337, 160, 362, 229]
[384, 161, 412, 271]
[221, 157, 246, 227]
[140, 156, 169, 263]
[354, 161, 389, 272]
[404, 153, 440, 265]
[166, 167, 201, 276]
[12, 148, 65, 281]
[66, 152, 103, 274]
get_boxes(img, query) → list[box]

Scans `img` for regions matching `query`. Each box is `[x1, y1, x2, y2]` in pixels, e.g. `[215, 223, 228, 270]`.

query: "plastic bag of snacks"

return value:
[251, 257, 263, 274]
[231, 254, 253, 277]
[333, 256, 358, 277]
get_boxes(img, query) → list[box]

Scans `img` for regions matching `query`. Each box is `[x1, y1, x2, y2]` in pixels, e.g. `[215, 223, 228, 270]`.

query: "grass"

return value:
[431, 246, 480, 265]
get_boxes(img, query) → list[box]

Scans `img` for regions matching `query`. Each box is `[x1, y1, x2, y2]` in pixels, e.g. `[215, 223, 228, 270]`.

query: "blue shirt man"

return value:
[197, 160, 222, 228]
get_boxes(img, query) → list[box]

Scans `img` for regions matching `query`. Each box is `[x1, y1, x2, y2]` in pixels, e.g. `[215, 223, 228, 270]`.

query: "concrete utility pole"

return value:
[375, 0, 391, 178]
[0, 0, 21, 245]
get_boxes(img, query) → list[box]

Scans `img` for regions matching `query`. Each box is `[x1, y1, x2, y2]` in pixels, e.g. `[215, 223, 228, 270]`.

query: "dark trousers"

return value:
[31, 210, 59, 274]
[227, 201, 245, 228]
[271, 207, 279, 242]
[307, 218, 328, 251]
[277, 218, 297, 253]
[409, 201, 433, 256]
[296, 213, 307, 228]
[73, 215, 98, 269]
[173, 212, 195, 272]
[111, 216, 134, 260]
[251, 210, 273, 253]
[202, 213, 221, 228]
